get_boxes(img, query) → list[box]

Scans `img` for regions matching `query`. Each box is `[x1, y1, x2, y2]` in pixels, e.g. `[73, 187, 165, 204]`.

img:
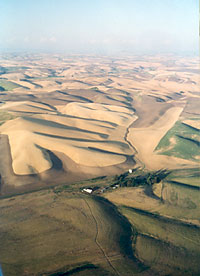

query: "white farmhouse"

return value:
[82, 188, 93, 194]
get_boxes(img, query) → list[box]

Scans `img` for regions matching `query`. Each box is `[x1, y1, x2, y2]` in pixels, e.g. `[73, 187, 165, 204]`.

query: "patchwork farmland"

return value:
[0, 53, 199, 275]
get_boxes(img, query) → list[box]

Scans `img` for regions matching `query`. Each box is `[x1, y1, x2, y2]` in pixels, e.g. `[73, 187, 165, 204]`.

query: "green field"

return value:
[0, 66, 29, 75]
[155, 120, 200, 161]
[0, 110, 16, 125]
[0, 79, 21, 91]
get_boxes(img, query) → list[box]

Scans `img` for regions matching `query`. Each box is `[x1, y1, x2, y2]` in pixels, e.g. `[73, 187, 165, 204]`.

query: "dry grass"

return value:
[0, 190, 139, 276]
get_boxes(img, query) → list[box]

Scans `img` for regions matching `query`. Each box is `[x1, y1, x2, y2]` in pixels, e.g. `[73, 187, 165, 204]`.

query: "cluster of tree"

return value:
[114, 169, 170, 188]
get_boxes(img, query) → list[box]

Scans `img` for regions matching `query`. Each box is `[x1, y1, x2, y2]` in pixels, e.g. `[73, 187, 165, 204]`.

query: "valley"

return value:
[0, 53, 199, 275]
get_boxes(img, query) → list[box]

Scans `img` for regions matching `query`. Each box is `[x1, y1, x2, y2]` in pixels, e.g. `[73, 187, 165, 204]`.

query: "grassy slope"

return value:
[0, 190, 142, 276]
[0, 80, 21, 91]
[0, 156, 199, 275]
[104, 166, 200, 275]
[0, 111, 16, 126]
[155, 120, 200, 161]
[168, 177, 200, 187]
[120, 206, 200, 275]
[166, 168, 200, 187]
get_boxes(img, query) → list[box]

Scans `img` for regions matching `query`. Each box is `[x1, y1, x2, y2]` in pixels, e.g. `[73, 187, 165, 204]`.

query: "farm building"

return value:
[82, 188, 93, 194]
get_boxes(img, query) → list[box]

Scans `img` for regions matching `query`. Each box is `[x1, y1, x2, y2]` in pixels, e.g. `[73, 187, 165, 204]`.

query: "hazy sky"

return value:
[0, 0, 199, 55]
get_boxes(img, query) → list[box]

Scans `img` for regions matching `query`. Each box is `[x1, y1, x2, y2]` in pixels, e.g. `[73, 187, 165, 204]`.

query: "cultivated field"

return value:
[0, 54, 199, 192]
[0, 53, 199, 275]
